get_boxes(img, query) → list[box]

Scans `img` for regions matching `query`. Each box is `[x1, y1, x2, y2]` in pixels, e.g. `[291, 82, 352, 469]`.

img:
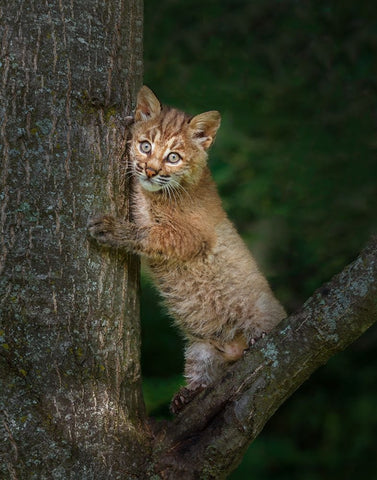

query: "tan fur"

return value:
[89, 86, 286, 392]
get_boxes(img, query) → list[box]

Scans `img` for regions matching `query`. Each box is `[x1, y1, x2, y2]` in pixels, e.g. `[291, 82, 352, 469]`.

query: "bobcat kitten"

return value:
[88, 86, 286, 411]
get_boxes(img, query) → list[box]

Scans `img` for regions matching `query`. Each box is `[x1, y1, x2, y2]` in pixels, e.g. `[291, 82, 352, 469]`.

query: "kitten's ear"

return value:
[188, 111, 221, 150]
[134, 86, 161, 122]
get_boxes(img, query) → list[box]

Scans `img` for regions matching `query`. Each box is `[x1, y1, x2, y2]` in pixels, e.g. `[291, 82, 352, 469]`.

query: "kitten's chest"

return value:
[131, 188, 170, 227]
[131, 189, 151, 226]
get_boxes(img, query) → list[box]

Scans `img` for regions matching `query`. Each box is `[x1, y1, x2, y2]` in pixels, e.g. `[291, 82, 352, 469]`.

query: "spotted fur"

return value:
[88, 86, 286, 409]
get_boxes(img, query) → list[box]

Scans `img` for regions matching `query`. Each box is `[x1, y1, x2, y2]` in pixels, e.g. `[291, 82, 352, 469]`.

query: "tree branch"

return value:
[155, 237, 377, 479]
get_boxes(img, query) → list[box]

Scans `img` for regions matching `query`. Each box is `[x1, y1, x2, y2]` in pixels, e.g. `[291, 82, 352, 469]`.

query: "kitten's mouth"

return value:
[139, 176, 164, 192]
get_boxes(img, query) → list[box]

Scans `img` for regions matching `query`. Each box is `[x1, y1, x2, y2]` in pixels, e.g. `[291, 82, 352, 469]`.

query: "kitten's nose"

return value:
[145, 166, 158, 178]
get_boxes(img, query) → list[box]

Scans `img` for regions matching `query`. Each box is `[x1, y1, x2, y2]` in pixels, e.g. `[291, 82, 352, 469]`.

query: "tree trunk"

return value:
[0, 0, 147, 478]
[1, 2, 377, 479]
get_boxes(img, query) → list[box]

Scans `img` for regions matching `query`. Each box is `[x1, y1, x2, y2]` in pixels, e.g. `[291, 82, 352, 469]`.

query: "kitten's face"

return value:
[130, 109, 203, 193]
[130, 86, 221, 194]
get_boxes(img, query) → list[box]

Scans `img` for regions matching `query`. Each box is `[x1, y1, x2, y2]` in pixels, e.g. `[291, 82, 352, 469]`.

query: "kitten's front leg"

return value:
[88, 214, 144, 251]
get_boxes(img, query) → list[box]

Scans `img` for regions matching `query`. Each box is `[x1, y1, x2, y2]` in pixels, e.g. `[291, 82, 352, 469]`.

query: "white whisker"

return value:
[162, 177, 193, 205]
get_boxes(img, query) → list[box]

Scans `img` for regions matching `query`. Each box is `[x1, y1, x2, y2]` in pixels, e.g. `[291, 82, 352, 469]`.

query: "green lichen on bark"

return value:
[0, 0, 147, 477]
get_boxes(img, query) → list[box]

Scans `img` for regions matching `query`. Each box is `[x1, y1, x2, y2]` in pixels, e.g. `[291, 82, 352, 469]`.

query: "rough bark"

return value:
[0, 0, 146, 478]
[1, 1, 377, 479]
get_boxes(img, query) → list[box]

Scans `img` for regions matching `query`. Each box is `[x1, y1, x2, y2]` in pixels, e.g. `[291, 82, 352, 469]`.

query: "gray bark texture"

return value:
[0, 0, 146, 478]
[1, 1, 377, 479]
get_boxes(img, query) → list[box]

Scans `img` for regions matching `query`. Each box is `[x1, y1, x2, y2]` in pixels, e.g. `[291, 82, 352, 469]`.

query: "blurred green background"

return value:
[141, 0, 377, 478]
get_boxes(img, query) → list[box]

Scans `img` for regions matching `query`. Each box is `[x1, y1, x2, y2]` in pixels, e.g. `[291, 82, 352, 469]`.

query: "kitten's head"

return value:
[129, 86, 221, 193]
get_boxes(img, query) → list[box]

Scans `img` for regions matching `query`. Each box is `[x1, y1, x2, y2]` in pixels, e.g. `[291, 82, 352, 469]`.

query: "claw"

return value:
[249, 331, 267, 347]
[87, 215, 116, 244]
[170, 385, 205, 415]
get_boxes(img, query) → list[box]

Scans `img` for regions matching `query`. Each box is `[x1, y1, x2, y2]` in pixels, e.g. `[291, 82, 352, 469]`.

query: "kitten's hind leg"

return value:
[170, 341, 225, 414]
[184, 341, 226, 389]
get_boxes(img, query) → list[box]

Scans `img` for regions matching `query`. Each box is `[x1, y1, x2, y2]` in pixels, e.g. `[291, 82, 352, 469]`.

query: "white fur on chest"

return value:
[131, 187, 152, 228]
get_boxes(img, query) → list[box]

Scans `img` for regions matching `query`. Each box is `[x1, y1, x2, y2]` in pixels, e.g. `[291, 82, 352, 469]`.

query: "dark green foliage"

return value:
[141, 0, 377, 477]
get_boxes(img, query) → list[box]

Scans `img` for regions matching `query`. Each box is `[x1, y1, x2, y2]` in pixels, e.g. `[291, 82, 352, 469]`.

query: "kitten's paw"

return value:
[170, 385, 205, 415]
[87, 214, 118, 245]
[124, 115, 134, 126]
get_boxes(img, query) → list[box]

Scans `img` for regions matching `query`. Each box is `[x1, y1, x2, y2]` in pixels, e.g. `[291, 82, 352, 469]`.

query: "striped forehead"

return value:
[165, 136, 185, 151]
[146, 109, 188, 140]
[160, 108, 188, 135]
[145, 131, 185, 157]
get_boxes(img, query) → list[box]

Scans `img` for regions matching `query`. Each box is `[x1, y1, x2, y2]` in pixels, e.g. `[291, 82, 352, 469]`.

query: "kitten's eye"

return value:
[139, 141, 152, 154]
[166, 152, 181, 164]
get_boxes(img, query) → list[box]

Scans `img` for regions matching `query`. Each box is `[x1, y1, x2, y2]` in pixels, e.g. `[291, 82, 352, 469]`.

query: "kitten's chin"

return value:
[139, 178, 163, 192]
